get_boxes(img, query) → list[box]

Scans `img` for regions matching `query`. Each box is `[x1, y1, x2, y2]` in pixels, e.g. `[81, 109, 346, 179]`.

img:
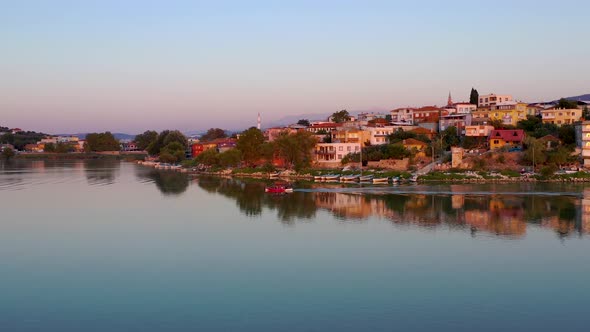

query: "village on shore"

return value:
[3, 90, 590, 182]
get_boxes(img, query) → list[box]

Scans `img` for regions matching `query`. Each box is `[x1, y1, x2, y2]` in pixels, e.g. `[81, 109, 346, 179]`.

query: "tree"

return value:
[470, 88, 479, 105]
[297, 119, 310, 127]
[201, 128, 227, 142]
[55, 142, 72, 153]
[236, 127, 265, 166]
[159, 141, 186, 164]
[147, 130, 169, 155]
[523, 137, 547, 166]
[84, 132, 120, 152]
[557, 98, 578, 109]
[195, 148, 220, 166]
[331, 110, 351, 123]
[274, 131, 317, 170]
[385, 114, 392, 123]
[218, 149, 242, 168]
[558, 125, 576, 146]
[163, 130, 188, 148]
[442, 126, 460, 148]
[44, 143, 56, 152]
[134, 130, 158, 150]
[2, 147, 15, 160]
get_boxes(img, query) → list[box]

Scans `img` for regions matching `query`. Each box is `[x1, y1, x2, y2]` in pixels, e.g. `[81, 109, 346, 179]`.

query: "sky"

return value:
[1, 0, 589, 134]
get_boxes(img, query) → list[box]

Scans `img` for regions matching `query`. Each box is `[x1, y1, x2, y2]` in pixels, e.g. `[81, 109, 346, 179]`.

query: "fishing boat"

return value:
[264, 184, 294, 193]
[359, 174, 374, 182]
[409, 174, 418, 182]
[314, 175, 324, 182]
[391, 176, 400, 184]
[340, 174, 360, 182]
[372, 177, 389, 184]
[323, 174, 340, 181]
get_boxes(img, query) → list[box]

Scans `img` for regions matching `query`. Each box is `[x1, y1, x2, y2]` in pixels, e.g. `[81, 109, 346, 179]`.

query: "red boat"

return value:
[264, 184, 294, 193]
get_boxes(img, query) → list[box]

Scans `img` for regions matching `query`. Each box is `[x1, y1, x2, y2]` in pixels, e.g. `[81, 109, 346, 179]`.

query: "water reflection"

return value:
[136, 169, 189, 195]
[189, 176, 590, 238]
[84, 160, 120, 185]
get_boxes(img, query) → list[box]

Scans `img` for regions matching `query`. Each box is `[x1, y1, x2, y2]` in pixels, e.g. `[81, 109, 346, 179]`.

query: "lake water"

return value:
[1, 160, 589, 332]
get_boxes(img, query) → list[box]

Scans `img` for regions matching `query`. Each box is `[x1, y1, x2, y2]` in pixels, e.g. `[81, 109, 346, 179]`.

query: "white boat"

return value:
[269, 172, 280, 179]
[409, 174, 418, 182]
[391, 176, 400, 184]
[359, 175, 374, 182]
[314, 175, 324, 182]
[323, 174, 340, 181]
[341, 175, 360, 182]
[372, 177, 389, 184]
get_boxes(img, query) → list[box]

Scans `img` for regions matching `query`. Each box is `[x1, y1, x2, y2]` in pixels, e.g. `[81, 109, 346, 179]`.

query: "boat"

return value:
[341, 174, 360, 182]
[391, 176, 400, 184]
[323, 174, 340, 181]
[408, 174, 418, 182]
[269, 172, 280, 179]
[264, 184, 294, 194]
[359, 175, 374, 182]
[314, 175, 324, 182]
[372, 177, 389, 184]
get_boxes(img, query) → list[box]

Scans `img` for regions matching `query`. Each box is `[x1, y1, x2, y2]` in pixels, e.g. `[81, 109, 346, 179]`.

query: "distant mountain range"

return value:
[56, 133, 137, 140]
[558, 94, 590, 102]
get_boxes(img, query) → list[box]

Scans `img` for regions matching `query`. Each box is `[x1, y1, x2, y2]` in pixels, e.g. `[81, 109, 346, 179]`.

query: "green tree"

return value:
[331, 110, 351, 123]
[134, 130, 158, 150]
[84, 132, 120, 152]
[385, 114, 392, 123]
[523, 137, 547, 166]
[147, 130, 169, 155]
[55, 142, 72, 153]
[548, 146, 570, 168]
[274, 131, 317, 170]
[558, 125, 576, 145]
[44, 143, 56, 152]
[201, 128, 227, 142]
[470, 88, 479, 105]
[2, 147, 15, 160]
[236, 127, 265, 166]
[163, 130, 188, 148]
[557, 98, 578, 109]
[297, 119, 310, 127]
[442, 126, 460, 148]
[195, 148, 220, 166]
[159, 141, 186, 164]
[218, 149, 242, 168]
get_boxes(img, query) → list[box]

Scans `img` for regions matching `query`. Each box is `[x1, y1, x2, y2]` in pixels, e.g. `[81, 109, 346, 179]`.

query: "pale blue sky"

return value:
[1, 0, 589, 133]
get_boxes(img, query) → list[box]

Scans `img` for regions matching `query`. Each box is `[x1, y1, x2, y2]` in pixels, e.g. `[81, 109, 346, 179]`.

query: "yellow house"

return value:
[489, 129, 525, 150]
[486, 102, 527, 126]
[331, 129, 371, 146]
[540, 108, 582, 126]
[402, 138, 428, 157]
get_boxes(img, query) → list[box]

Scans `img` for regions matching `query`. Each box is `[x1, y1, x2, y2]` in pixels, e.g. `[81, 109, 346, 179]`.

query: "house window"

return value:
[494, 140, 499, 144]
[339, 146, 343, 151]
[347, 146, 351, 151]
[338, 154, 342, 159]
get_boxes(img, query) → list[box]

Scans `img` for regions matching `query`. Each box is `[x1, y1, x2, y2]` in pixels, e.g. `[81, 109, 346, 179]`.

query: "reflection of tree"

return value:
[84, 160, 120, 185]
[195, 176, 587, 239]
[139, 170, 189, 195]
[197, 177, 317, 220]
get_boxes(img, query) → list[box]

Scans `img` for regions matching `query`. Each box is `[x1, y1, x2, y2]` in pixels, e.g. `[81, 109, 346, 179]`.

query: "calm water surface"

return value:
[1, 160, 589, 332]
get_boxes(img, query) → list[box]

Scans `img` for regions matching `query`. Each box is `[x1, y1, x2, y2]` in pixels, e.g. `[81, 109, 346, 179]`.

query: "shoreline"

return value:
[134, 161, 590, 183]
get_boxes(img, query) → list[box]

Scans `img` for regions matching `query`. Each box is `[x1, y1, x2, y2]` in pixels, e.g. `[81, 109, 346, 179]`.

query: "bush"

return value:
[540, 165, 558, 177]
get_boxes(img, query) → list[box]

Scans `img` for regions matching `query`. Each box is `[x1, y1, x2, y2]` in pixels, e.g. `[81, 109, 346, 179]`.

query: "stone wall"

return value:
[367, 158, 409, 170]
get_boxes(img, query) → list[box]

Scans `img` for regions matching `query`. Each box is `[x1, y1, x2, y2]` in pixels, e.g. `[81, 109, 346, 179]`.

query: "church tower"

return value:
[447, 92, 453, 106]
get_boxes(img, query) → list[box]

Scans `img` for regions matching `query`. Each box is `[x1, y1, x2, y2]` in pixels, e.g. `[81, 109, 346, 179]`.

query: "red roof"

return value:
[410, 127, 434, 134]
[489, 130, 525, 142]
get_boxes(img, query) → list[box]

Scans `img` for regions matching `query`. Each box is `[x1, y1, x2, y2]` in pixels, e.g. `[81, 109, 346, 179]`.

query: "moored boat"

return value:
[372, 177, 389, 184]
[341, 174, 360, 182]
[323, 174, 340, 181]
[359, 175, 374, 182]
